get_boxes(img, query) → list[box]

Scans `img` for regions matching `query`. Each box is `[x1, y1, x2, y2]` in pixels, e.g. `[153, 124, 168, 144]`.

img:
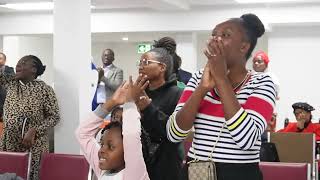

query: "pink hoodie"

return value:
[75, 102, 150, 180]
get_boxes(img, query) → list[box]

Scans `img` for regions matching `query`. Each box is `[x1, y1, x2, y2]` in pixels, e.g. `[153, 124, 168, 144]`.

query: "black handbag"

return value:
[259, 142, 280, 162]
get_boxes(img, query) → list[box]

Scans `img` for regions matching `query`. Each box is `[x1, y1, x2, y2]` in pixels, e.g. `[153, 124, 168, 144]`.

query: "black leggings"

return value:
[179, 159, 263, 180]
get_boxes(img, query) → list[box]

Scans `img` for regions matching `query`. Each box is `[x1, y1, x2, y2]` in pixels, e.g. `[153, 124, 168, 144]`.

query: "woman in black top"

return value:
[130, 40, 183, 180]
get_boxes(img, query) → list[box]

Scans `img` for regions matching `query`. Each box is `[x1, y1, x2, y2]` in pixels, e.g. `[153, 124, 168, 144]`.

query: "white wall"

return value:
[53, 0, 92, 154]
[2, 37, 158, 86]
[3, 26, 318, 134]
[3, 34, 215, 86]
[176, 33, 198, 73]
[0, 36, 3, 52]
[3, 36, 53, 85]
[1, 4, 320, 35]
[3, 36, 20, 68]
[196, 32, 209, 71]
[268, 26, 320, 130]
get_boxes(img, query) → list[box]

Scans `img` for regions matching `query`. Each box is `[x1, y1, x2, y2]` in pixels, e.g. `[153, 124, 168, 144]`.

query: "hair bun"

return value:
[38, 65, 46, 76]
[153, 37, 176, 55]
[241, 13, 265, 38]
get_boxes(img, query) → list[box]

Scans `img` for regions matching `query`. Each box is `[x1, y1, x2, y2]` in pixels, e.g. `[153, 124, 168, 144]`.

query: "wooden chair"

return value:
[270, 132, 316, 179]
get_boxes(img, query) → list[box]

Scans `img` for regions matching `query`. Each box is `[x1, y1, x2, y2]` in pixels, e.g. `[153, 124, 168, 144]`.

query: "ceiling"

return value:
[0, 0, 319, 12]
[1, 0, 319, 42]
[91, 31, 207, 43]
[25, 31, 209, 43]
[0, 0, 238, 12]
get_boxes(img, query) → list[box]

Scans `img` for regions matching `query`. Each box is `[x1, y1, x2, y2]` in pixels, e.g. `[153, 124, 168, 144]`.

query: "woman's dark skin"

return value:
[175, 19, 251, 131]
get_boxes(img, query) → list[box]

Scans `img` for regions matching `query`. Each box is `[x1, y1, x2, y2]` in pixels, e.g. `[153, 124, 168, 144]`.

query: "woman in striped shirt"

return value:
[167, 13, 276, 180]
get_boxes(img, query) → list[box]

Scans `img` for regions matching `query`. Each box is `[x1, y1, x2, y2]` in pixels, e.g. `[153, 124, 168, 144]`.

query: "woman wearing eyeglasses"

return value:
[278, 102, 320, 140]
[130, 40, 183, 180]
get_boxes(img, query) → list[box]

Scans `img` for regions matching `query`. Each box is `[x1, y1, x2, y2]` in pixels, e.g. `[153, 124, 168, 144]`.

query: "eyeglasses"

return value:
[137, 59, 163, 67]
[294, 110, 307, 115]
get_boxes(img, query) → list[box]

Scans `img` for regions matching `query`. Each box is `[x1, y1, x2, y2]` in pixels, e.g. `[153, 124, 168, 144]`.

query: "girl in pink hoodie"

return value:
[75, 80, 150, 180]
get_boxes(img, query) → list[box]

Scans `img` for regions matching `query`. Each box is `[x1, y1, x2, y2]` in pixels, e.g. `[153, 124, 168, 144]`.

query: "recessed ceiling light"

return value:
[0, 2, 54, 11]
[122, 37, 129, 41]
[0, 2, 96, 11]
[235, 0, 303, 3]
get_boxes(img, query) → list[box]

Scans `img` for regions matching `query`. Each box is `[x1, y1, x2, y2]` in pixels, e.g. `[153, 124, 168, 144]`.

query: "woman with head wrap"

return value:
[252, 50, 280, 100]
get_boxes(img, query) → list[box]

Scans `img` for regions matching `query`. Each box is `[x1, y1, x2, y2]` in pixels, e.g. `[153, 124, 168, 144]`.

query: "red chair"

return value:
[39, 153, 89, 180]
[0, 151, 31, 180]
[259, 162, 310, 180]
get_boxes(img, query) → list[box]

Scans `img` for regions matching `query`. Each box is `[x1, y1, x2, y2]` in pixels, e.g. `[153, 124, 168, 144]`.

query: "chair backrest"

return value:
[0, 151, 30, 180]
[270, 132, 316, 173]
[270, 132, 315, 163]
[259, 162, 310, 180]
[39, 153, 89, 180]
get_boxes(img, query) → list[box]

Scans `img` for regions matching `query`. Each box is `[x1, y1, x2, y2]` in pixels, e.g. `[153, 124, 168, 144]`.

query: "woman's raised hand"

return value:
[199, 63, 215, 92]
[109, 81, 129, 107]
[204, 36, 228, 82]
[128, 75, 149, 102]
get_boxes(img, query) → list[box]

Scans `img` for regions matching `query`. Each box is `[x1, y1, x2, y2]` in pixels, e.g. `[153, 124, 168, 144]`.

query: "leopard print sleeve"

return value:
[36, 84, 60, 137]
[0, 73, 15, 90]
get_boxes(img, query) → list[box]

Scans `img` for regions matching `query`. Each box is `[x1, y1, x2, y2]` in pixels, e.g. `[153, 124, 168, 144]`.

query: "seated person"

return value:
[278, 102, 320, 140]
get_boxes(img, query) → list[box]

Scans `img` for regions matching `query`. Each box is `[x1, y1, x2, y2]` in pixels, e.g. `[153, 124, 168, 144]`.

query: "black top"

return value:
[0, 66, 15, 119]
[142, 78, 183, 180]
[178, 69, 192, 85]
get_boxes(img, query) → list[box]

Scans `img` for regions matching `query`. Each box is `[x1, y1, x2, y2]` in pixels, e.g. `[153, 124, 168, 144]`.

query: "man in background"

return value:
[0, 52, 14, 76]
[0, 52, 15, 135]
[176, 56, 192, 85]
[96, 49, 123, 105]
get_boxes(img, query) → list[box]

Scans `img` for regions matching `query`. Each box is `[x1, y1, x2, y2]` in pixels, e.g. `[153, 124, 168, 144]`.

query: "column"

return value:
[0, 36, 3, 52]
[53, 0, 91, 153]
[2, 36, 20, 68]
[176, 32, 198, 73]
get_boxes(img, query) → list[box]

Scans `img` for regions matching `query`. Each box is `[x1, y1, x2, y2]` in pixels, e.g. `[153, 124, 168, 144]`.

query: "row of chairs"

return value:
[0, 152, 89, 180]
[0, 132, 315, 180]
[183, 132, 314, 180]
[259, 162, 310, 180]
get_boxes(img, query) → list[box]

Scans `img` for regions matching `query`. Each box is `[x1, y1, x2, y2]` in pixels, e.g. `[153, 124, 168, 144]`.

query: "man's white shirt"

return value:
[96, 65, 112, 104]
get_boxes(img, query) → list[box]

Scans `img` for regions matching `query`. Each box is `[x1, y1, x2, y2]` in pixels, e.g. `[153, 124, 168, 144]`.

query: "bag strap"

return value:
[188, 122, 225, 164]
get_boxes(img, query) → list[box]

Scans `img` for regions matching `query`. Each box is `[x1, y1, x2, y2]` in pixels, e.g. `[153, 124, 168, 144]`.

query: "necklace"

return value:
[232, 71, 250, 91]
[214, 70, 251, 96]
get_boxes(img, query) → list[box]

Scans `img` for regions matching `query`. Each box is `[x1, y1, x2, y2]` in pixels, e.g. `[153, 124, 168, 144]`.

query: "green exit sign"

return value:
[137, 44, 152, 54]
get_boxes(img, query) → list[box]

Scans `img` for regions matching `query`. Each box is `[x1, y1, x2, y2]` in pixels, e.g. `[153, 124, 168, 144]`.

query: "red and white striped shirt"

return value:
[167, 70, 276, 163]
